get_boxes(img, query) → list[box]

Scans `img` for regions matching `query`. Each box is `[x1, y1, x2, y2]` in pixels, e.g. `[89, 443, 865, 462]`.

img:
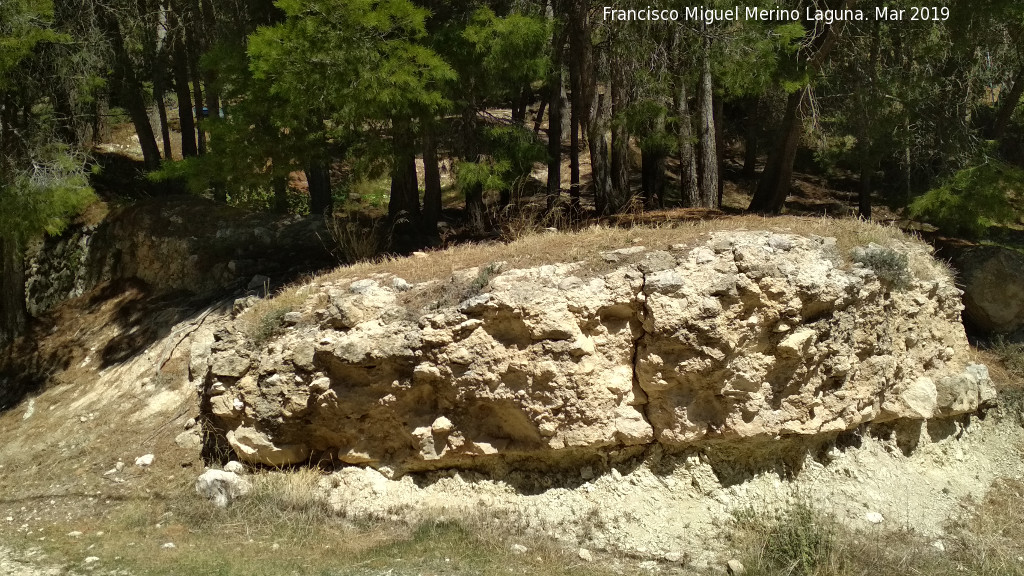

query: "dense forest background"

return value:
[2, 0, 1024, 339]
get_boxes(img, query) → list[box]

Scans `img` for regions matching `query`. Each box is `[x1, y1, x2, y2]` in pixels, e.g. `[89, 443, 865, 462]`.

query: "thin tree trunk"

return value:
[714, 93, 724, 208]
[422, 120, 443, 237]
[568, 34, 582, 214]
[697, 36, 718, 209]
[0, 237, 27, 346]
[172, 34, 198, 157]
[591, 87, 612, 214]
[512, 86, 530, 124]
[547, 29, 566, 208]
[152, 1, 173, 159]
[608, 52, 630, 212]
[533, 97, 547, 134]
[184, 0, 206, 155]
[673, 29, 699, 207]
[200, 0, 220, 122]
[155, 96, 172, 160]
[743, 97, 759, 178]
[856, 18, 881, 219]
[993, 66, 1024, 142]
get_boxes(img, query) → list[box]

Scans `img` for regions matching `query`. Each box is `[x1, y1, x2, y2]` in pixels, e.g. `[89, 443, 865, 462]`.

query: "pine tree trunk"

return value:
[746, 2, 850, 213]
[749, 88, 802, 214]
[99, 7, 162, 171]
[152, 2, 173, 159]
[533, 97, 547, 134]
[200, 0, 220, 122]
[993, 66, 1024, 142]
[568, 39, 582, 214]
[608, 54, 630, 213]
[272, 175, 289, 214]
[460, 103, 487, 235]
[172, 34, 198, 158]
[743, 97, 759, 178]
[748, 88, 804, 213]
[698, 37, 718, 209]
[389, 150, 420, 234]
[422, 121, 443, 237]
[572, 0, 611, 214]
[714, 94, 724, 207]
[155, 95, 172, 160]
[547, 30, 566, 208]
[590, 87, 612, 214]
[306, 162, 333, 216]
[856, 18, 880, 220]
[673, 33, 699, 208]
[185, 10, 206, 156]
[0, 237, 27, 347]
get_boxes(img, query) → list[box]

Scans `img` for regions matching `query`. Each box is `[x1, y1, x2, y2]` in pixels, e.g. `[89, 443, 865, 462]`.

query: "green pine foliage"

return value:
[247, 0, 454, 130]
[455, 125, 544, 196]
[909, 160, 1024, 237]
[461, 7, 549, 103]
[1, 0, 95, 246]
[0, 145, 96, 246]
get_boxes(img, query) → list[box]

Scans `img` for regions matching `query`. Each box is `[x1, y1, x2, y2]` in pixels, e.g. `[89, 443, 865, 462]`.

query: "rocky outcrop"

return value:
[22, 197, 335, 317]
[954, 245, 1024, 335]
[196, 231, 996, 472]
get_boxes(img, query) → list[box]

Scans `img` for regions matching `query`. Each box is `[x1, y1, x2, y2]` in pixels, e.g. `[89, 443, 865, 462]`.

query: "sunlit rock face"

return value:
[197, 231, 994, 472]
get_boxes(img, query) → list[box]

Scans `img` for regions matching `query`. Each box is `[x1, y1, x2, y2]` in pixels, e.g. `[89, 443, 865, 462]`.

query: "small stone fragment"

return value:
[510, 544, 528, 554]
[223, 461, 247, 474]
[431, 416, 454, 434]
[865, 511, 884, 524]
[195, 469, 252, 507]
[578, 548, 594, 562]
[134, 454, 155, 468]
[726, 559, 746, 575]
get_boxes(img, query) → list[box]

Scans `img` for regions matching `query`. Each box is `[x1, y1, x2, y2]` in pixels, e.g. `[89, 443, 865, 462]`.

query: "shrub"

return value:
[852, 244, 912, 289]
[909, 160, 1024, 238]
[733, 500, 841, 576]
[237, 288, 306, 347]
[325, 211, 389, 265]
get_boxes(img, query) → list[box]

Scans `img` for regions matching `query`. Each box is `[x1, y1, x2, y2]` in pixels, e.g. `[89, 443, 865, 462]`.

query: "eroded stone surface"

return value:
[196, 232, 995, 470]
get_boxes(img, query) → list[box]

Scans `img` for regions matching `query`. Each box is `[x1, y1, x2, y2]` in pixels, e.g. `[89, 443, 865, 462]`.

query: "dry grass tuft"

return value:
[1, 466, 622, 576]
[325, 211, 391, 264]
[266, 215, 943, 318]
[731, 482, 1024, 576]
[235, 287, 308, 346]
[338, 215, 921, 283]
